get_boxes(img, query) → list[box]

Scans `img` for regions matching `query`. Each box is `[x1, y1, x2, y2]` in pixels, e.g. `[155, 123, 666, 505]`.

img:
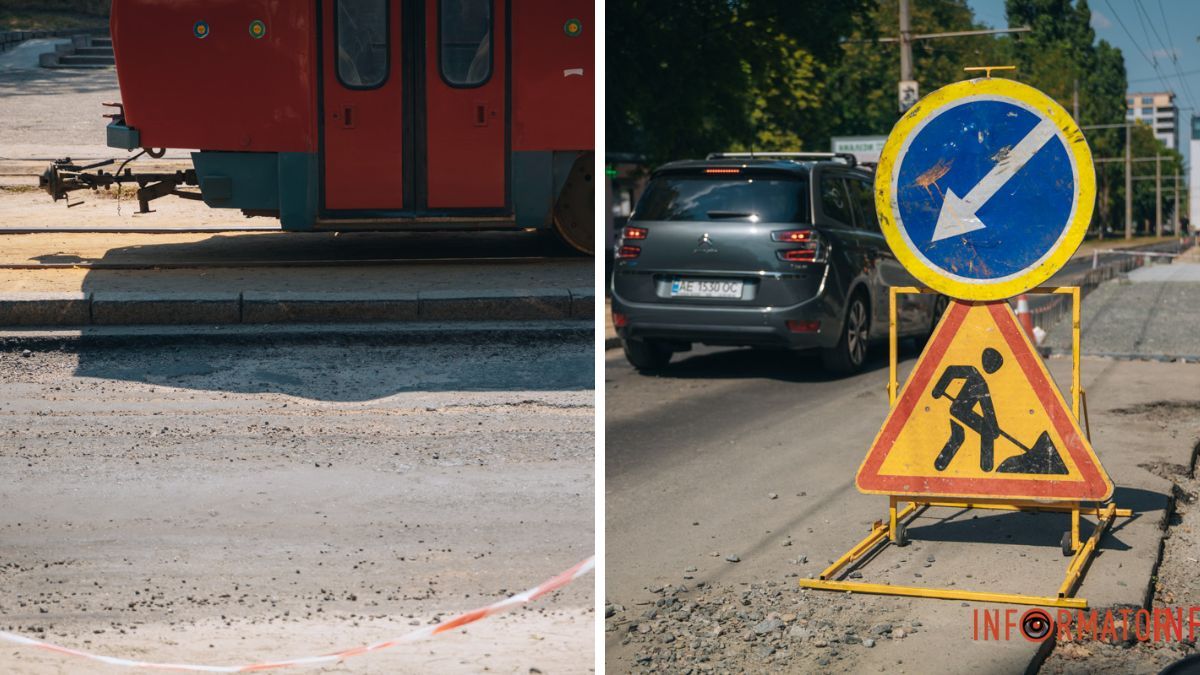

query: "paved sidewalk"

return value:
[1045, 249, 1200, 360]
[0, 231, 592, 326]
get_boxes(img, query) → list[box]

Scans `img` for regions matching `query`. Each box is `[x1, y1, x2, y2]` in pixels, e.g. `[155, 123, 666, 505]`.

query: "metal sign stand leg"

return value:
[800, 287, 1129, 608]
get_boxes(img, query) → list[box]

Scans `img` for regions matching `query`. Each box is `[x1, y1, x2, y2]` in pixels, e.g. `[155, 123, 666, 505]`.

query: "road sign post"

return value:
[801, 75, 1126, 609]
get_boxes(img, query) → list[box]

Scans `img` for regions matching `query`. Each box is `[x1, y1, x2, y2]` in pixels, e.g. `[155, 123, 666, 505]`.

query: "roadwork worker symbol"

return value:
[931, 347, 1068, 475]
[857, 301, 1113, 501]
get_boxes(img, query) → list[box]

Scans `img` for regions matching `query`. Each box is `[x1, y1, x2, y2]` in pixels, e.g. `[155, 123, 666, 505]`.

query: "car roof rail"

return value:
[705, 151, 857, 168]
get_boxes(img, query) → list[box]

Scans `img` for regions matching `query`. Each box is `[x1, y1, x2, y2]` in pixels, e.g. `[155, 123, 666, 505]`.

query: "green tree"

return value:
[1005, 0, 1139, 234]
[606, 1, 867, 163]
[1120, 122, 1184, 235]
[824, 0, 1006, 139]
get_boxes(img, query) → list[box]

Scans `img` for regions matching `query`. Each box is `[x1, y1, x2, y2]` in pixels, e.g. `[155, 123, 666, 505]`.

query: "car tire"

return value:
[623, 338, 672, 371]
[821, 293, 870, 375]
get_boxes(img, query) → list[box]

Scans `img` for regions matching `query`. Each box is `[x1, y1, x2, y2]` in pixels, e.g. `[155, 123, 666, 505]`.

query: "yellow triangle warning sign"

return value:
[857, 300, 1112, 501]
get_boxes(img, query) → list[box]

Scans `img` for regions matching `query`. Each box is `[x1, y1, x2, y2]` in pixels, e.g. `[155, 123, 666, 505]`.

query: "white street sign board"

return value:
[899, 79, 919, 113]
[831, 136, 888, 164]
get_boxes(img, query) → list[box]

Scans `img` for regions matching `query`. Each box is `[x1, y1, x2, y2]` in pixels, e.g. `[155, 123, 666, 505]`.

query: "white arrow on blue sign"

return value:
[888, 95, 1085, 286]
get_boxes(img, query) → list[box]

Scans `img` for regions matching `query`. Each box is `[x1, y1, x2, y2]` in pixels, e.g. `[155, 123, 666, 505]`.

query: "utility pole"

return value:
[1174, 172, 1181, 232]
[1085, 122, 1153, 239]
[880, 2, 1029, 113]
[1125, 124, 1133, 240]
[1155, 154, 1162, 238]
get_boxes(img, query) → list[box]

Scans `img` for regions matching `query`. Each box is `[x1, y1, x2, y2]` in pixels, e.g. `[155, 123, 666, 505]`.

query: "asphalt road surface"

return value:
[0, 327, 594, 673]
[605, 340, 1200, 672]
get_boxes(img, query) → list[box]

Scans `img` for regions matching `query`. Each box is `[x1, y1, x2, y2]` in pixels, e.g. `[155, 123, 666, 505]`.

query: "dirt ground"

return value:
[0, 184, 253, 231]
[1042, 404, 1200, 675]
[0, 332, 595, 673]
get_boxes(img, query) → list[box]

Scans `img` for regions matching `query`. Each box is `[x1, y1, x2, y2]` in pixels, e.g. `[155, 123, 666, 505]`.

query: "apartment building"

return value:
[1126, 91, 1179, 150]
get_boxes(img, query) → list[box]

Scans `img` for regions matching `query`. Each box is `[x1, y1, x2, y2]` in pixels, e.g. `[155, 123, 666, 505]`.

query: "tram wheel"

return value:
[551, 153, 594, 255]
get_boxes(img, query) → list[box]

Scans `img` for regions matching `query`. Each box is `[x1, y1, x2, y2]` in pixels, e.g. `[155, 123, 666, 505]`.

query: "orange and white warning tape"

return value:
[0, 556, 593, 672]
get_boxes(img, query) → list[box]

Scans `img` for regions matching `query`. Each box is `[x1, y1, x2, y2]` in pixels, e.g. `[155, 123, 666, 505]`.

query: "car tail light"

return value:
[774, 229, 826, 263]
[617, 245, 641, 259]
[786, 320, 821, 333]
[779, 249, 819, 262]
[704, 168, 741, 174]
[771, 229, 813, 242]
[622, 226, 648, 240]
[612, 311, 628, 327]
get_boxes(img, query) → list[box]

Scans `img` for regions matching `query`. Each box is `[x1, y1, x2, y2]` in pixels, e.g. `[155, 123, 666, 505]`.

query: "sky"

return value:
[966, 0, 1200, 166]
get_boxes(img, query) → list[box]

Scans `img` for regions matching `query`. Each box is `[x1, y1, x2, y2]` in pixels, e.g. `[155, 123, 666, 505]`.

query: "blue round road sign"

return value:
[876, 78, 1094, 300]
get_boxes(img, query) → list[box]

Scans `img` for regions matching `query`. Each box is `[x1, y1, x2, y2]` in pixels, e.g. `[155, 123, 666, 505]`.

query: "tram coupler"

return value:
[40, 158, 199, 213]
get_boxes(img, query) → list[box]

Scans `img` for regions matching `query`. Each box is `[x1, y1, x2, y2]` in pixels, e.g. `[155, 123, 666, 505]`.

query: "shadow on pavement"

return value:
[50, 230, 592, 401]
[629, 339, 925, 384]
[47, 229, 581, 266]
[906, 507, 1135, 552]
[68, 329, 594, 401]
[0, 61, 116, 97]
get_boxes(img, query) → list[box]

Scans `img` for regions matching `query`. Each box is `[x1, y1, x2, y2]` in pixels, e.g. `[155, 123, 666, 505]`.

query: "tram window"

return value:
[336, 0, 388, 89]
[440, 0, 491, 86]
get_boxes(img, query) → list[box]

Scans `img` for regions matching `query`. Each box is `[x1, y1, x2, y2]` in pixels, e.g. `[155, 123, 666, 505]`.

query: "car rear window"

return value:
[631, 174, 810, 223]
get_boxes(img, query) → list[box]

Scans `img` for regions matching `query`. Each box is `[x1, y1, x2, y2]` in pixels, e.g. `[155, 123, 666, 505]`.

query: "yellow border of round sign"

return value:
[874, 78, 1095, 301]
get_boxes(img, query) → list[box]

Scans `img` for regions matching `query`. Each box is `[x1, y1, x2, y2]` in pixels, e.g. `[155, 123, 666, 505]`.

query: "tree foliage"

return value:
[607, 0, 1181, 229]
[606, 0, 866, 163]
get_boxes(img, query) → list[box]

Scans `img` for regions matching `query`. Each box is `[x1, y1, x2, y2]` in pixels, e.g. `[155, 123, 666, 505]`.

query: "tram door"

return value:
[321, 0, 507, 212]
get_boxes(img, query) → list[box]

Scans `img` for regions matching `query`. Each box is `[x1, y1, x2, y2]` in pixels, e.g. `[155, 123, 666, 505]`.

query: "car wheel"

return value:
[821, 293, 870, 375]
[623, 338, 672, 371]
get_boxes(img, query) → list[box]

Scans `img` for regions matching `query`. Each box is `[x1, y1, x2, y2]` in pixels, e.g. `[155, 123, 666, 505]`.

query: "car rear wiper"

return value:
[706, 210, 755, 219]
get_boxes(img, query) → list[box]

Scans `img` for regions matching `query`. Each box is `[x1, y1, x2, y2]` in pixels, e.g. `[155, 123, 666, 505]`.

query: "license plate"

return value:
[670, 278, 744, 299]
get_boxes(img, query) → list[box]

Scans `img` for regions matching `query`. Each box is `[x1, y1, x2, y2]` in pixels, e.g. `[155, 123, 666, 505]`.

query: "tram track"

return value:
[0, 255, 562, 270]
[0, 226, 278, 234]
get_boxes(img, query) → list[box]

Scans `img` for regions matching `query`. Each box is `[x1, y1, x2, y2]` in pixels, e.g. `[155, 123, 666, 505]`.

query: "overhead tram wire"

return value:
[1104, 0, 1178, 102]
[1128, 67, 1200, 85]
[1152, 0, 1197, 112]
[1135, 0, 1194, 110]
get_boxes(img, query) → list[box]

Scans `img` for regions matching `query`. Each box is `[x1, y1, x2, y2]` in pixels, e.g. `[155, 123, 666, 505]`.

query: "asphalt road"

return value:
[0, 327, 594, 673]
[605, 340, 1199, 672]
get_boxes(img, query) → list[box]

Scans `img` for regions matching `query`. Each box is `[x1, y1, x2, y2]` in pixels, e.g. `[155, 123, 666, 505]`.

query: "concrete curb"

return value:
[92, 292, 241, 325]
[0, 321, 592, 350]
[243, 291, 418, 323]
[420, 288, 571, 321]
[569, 287, 594, 319]
[0, 292, 90, 326]
[0, 289, 591, 327]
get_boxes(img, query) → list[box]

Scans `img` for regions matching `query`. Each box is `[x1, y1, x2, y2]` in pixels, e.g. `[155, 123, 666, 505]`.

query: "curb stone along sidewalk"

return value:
[0, 288, 594, 326]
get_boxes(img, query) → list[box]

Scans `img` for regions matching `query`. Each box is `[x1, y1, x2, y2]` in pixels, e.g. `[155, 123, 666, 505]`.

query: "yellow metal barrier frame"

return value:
[799, 286, 1128, 609]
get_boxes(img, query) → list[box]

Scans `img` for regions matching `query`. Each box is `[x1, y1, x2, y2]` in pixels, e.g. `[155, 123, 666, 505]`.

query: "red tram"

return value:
[44, 0, 595, 253]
